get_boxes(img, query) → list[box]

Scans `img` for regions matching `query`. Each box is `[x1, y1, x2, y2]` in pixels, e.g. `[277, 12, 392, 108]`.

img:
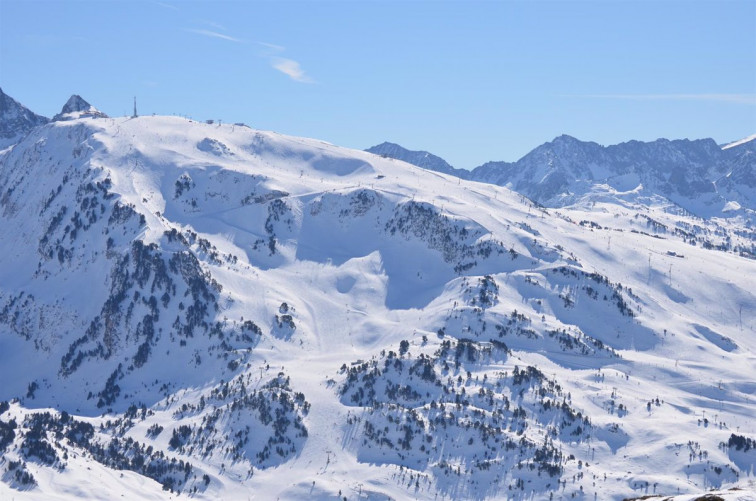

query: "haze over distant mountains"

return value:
[1, 89, 755, 500]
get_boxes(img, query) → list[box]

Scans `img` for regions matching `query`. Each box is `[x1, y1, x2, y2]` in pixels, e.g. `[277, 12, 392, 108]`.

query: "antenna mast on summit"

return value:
[132, 96, 138, 118]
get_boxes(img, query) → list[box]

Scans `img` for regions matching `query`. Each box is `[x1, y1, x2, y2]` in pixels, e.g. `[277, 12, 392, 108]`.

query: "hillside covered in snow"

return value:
[0, 93, 755, 500]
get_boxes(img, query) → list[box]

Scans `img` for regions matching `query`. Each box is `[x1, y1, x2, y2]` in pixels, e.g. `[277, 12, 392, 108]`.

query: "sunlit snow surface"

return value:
[0, 116, 754, 500]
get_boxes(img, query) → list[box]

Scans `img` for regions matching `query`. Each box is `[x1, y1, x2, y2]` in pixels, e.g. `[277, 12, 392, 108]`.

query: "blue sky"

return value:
[1, 0, 754, 168]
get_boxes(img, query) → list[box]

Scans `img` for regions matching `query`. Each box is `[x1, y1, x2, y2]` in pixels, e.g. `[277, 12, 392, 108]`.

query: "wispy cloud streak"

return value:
[156, 1, 179, 11]
[204, 21, 226, 31]
[257, 41, 285, 52]
[187, 29, 243, 43]
[186, 28, 313, 83]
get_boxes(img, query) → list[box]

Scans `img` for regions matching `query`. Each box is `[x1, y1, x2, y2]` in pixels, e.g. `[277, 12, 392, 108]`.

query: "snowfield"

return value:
[0, 112, 754, 500]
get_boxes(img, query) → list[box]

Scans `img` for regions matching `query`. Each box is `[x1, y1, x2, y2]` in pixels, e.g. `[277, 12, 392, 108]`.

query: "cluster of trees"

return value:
[10, 410, 200, 493]
[21, 414, 61, 466]
[38, 177, 119, 265]
[60, 236, 224, 399]
[384, 201, 506, 273]
[97, 365, 123, 408]
[552, 266, 637, 317]
[173, 173, 194, 199]
[6, 460, 35, 487]
[727, 433, 755, 452]
[164, 372, 309, 468]
[0, 416, 17, 453]
[442, 274, 622, 362]
[460, 275, 499, 308]
[339, 339, 592, 486]
[546, 328, 616, 357]
[263, 199, 294, 255]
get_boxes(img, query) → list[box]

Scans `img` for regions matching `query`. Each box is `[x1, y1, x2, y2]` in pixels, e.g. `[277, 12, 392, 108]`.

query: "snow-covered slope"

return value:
[0, 88, 48, 150]
[0, 108, 755, 500]
[723, 134, 756, 151]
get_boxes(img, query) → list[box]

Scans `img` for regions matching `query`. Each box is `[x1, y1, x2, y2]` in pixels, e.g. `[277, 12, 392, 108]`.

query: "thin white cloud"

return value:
[204, 21, 226, 31]
[185, 29, 312, 83]
[272, 57, 314, 83]
[187, 29, 243, 43]
[257, 41, 286, 53]
[573, 93, 756, 105]
[156, 1, 179, 11]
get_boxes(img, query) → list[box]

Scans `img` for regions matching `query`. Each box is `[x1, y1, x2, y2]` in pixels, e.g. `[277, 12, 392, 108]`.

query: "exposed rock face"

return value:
[52, 95, 108, 122]
[0, 87, 48, 149]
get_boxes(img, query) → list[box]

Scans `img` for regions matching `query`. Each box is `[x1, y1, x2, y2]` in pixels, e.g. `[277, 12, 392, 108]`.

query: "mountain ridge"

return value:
[2, 87, 752, 218]
[367, 134, 756, 218]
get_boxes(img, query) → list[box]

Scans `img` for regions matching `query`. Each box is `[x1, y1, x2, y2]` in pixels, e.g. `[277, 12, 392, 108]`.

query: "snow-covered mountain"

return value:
[370, 135, 756, 219]
[0, 88, 48, 150]
[366, 141, 471, 179]
[470, 135, 756, 217]
[1, 93, 755, 500]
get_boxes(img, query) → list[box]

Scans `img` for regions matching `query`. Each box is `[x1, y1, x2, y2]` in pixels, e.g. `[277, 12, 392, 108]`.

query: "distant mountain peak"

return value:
[0, 87, 49, 148]
[372, 141, 399, 149]
[365, 141, 470, 179]
[552, 134, 581, 144]
[61, 95, 93, 114]
[53, 94, 108, 121]
[546, 134, 605, 151]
